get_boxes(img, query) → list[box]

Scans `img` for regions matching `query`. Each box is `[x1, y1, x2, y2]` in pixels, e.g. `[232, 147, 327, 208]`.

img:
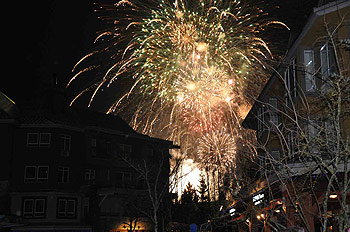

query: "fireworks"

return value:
[197, 128, 236, 172]
[68, 0, 287, 172]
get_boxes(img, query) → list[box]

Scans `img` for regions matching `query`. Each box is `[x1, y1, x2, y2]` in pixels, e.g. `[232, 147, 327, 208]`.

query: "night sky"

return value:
[3, 0, 319, 110]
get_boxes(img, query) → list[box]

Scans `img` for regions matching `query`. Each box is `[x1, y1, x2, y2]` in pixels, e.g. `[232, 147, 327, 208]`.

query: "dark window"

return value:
[23, 199, 34, 216]
[39, 133, 51, 146]
[117, 144, 132, 156]
[115, 172, 132, 182]
[57, 198, 76, 218]
[22, 198, 46, 218]
[84, 169, 95, 184]
[27, 133, 39, 146]
[58, 167, 69, 183]
[24, 166, 49, 182]
[106, 141, 112, 154]
[24, 166, 36, 181]
[60, 134, 71, 156]
[35, 199, 45, 216]
[83, 204, 89, 217]
[37, 166, 49, 181]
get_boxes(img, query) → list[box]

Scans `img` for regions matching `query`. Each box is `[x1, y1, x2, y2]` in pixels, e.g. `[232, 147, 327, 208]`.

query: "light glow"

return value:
[68, 0, 288, 191]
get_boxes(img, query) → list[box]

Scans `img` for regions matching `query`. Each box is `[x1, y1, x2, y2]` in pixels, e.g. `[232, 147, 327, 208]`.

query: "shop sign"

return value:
[253, 193, 264, 205]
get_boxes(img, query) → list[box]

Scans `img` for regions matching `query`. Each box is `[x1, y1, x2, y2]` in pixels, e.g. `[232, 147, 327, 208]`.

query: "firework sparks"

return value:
[68, 0, 287, 172]
[197, 128, 236, 172]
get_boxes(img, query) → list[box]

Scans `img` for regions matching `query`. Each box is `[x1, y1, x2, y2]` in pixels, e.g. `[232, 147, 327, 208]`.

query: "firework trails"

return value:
[68, 0, 287, 170]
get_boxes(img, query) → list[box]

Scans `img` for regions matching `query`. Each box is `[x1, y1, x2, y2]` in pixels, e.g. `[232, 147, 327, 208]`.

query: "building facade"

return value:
[0, 92, 177, 232]
[237, 1, 350, 231]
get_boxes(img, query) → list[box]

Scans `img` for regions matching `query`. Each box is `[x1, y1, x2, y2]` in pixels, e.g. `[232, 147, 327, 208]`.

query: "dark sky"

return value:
[2, 0, 319, 110]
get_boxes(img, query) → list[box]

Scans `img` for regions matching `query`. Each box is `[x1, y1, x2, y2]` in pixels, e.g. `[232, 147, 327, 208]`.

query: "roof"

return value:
[18, 107, 136, 134]
[0, 91, 19, 119]
[6, 106, 175, 146]
[242, 0, 350, 130]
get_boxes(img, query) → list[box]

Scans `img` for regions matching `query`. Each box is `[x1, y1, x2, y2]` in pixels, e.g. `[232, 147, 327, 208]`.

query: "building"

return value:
[0, 90, 177, 232]
[237, 1, 350, 231]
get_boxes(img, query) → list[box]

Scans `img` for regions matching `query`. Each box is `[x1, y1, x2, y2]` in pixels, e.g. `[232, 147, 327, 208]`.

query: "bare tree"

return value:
[236, 14, 350, 232]
[119, 144, 182, 232]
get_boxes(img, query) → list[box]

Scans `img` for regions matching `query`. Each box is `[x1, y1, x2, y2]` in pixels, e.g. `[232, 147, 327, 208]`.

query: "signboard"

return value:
[253, 193, 264, 205]
[229, 208, 236, 216]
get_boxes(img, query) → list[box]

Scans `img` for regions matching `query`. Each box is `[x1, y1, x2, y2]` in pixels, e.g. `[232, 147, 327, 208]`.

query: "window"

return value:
[320, 42, 336, 81]
[271, 151, 280, 161]
[27, 133, 39, 146]
[324, 120, 335, 147]
[304, 50, 315, 92]
[27, 133, 51, 147]
[24, 166, 49, 182]
[39, 133, 51, 146]
[23, 198, 46, 218]
[24, 166, 37, 181]
[268, 98, 278, 125]
[58, 167, 69, 183]
[23, 199, 34, 216]
[57, 198, 76, 218]
[115, 172, 132, 182]
[285, 58, 297, 101]
[37, 166, 49, 181]
[306, 120, 320, 154]
[83, 203, 89, 217]
[84, 169, 95, 183]
[118, 144, 132, 156]
[287, 132, 295, 158]
[60, 134, 71, 156]
[106, 141, 112, 154]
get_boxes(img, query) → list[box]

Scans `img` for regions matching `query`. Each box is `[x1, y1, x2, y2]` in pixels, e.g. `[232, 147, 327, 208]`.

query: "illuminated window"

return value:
[304, 50, 315, 92]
